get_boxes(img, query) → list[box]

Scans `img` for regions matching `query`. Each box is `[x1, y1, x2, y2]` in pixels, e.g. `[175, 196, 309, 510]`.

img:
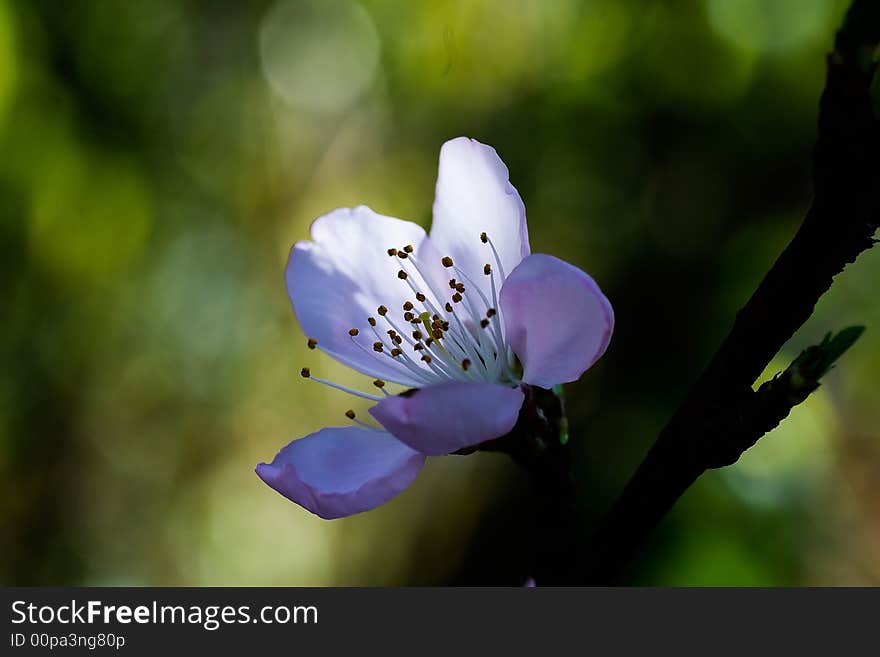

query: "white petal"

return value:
[430, 137, 530, 297]
[256, 426, 425, 519]
[286, 206, 439, 385]
[500, 254, 614, 388]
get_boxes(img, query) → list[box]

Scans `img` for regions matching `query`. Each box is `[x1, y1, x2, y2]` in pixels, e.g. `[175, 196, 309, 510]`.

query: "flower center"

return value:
[380, 233, 518, 386]
[302, 232, 520, 426]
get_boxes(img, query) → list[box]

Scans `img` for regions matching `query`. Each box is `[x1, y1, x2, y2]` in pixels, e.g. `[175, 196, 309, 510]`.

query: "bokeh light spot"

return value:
[706, 0, 834, 55]
[259, 0, 380, 113]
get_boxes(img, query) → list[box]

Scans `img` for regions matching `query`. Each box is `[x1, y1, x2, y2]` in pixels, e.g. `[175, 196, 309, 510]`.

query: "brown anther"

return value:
[387, 329, 396, 336]
[392, 335, 403, 345]
[413, 343, 424, 351]
[448, 278, 457, 289]
[441, 321, 450, 330]
[404, 311, 415, 322]
[345, 409, 356, 420]
[445, 302, 453, 312]
[373, 379, 385, 388]
[398, 251, 409, 259]
[416, 292, 426, 302]
[391, 348, 403, 357]
[412, 330, 423, 340]
[486, 308, 497, 318]
[480, 232, 488, 243]
[377, 305, 388, 316]
[441, 256, 454, 268]
[480, 319, 490, 328]
[348, 328, 359, 336]
[403, 301, 414, 311]
[398, 270, 408, 280]
[300, 367, 311, 378]
[484, 264, 492, 275]
[452, 292, 463, 303]
[432, 329, 444, 339]
[307, 338, 318, 350]
[425, 337, 434, 347]
[432, 314, 440, 321]
[461, 359, 471, 371]
[421, 355, 433, 363]
[403, 244, 414, 253]
[455, 283, 465, 293]
[373, 342, 384, 352]
[387, 248, 398, 257]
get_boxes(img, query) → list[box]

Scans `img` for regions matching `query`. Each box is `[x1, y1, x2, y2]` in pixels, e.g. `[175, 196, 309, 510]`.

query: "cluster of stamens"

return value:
[301, 232, 519, 426]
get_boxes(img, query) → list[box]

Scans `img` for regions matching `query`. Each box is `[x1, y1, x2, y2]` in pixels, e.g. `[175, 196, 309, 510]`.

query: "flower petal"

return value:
[500, 253, 614, 388]
[369, 382, 524, 456]
[430, 137, 530, 292]
[286, 205, 441, 386]
[255, 426, 426, 519]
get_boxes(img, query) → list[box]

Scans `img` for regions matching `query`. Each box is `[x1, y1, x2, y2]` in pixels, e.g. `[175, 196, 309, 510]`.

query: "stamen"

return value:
[368, 317, 377, 327]
[403, 301, 414, 311]
[421, 355, 432, 363]
[403, 244, 414, 253]
[441, 256, 454, 268]
[345, 409, 382, 430]
[445, 302, 453, 312]
[377, 305, 388, 316]
[455, 283, 465, 293]
[452, 292, 463, 303]
[302, 372, 384, 402]
[398, 251, 408, 259]
[398, 270, 408, 280]
[301, 367, 311, 378]
[391, 348, 403, 357]
[482, 233, 507, 280]
[307, 338, 317, 350]
[362, 321, 436, 385]
[447, 260, 511, 381]
[349, 328, 359, 336]
[484, 264, 492, 275]
[387, 248, 398, 257]
[449, 278, 457, 289]
[462, 359, 471, 371]
[373, 342, 384, 352]
[480, 319, 490, 328]
[373, 379, 385, 388]
[412, 329, 423, 341]
[391, 248, 490, 380]
[486, 308, 496, 318]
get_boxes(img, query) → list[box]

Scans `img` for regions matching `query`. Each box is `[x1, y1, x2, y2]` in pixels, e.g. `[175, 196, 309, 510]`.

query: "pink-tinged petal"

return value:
[430, 137, 530, 293]
[500, 254, 614, 388]
[255, 426, 426, 520]
[369, 382, 524, 456]
[287, 205, 440, 386]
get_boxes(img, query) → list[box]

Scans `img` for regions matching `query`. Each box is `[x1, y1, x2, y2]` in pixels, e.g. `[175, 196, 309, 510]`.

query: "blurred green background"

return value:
[1, 0, 878, 586]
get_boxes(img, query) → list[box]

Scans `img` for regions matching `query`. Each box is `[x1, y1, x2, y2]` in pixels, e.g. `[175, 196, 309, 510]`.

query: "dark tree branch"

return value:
[579, 0, 880, 585]
[474, 386, 575, 584]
